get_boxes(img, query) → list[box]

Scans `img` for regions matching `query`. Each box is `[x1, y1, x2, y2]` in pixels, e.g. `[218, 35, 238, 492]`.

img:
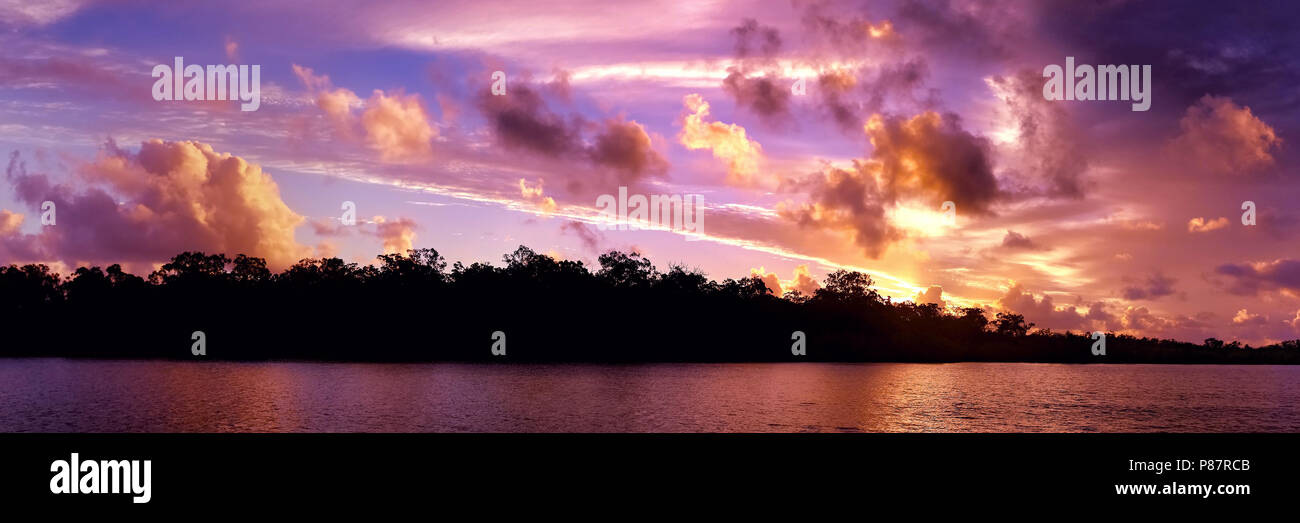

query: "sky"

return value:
[1, 0, 1299, 344]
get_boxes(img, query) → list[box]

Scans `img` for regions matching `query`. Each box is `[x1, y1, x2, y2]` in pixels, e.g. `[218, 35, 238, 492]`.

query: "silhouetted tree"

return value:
[0, 246, 1294, 364]
[597, 250, 655, 288]
[816, 270, 878, 304]
[994, 312, 1034, 337]
[149, 252, 231, 285]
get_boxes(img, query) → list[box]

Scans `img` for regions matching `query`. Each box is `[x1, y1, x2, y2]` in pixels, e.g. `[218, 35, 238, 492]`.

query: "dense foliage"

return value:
[1, 247, 1297, 363]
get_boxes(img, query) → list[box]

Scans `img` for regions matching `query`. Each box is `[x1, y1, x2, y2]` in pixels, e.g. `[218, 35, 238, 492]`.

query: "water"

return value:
[1, 359, 1296, 432]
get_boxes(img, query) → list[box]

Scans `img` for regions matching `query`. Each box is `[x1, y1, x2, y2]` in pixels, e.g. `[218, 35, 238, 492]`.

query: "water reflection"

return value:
[0, 359, 1296, 432]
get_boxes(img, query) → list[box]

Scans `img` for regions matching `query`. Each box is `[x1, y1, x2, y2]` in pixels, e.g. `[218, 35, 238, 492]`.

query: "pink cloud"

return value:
[1169, 95, 1281, 176]
[5, 140, 309, 269]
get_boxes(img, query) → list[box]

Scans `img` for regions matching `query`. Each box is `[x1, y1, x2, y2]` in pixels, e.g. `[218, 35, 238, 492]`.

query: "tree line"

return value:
[1, 246, 1297, 363]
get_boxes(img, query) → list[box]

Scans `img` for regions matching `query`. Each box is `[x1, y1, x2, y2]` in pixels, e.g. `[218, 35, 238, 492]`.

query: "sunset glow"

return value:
[1, 0, 1297, 345]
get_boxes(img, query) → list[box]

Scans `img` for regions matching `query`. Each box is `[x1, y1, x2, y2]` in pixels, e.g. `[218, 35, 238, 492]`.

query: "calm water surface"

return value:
[1, 359, 1296, 432]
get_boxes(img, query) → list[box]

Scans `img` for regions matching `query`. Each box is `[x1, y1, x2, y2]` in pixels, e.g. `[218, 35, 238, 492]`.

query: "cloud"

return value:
[224, 35, 240, 62]
[776, 109, 996, 257]
[309, 214, 421, 257]
[475, 77, 667, 193]
[723, 70, 791, 126]
[0, 210, 22, 235]
[294, 65, 434, 162]
[865, 111, 999, 214]
[0, 52, 139, 103]
[997, 282, 1080, 329]
[589, 118, 668, 180]
[722, 19, 791, 125]
[293, 64, 362, 135]
[817, 60, 933, 133]
[749, 264, 829, 298]
[372, 216, 417, 254]
[788, 264, 822, 295]
[0, 0, 86, 27]
[779, 162, 901, 258]
[560, 220, 602, 252]
[519, 177, 557, 213]
[1214, 259, 1300, 296]
[1232, 308, 1268, 326]
[1121, 273, 1177, 301]
[730, 18, 782, 62]
[794, 3, 932, 130]
[815, 69, 863, 131]
[750, 266, 782, 295]
[1121, 306, 1169, 332]
[1169, 95, 1281, 175]
[678, 94, 765, 186]
[800, 3, 898, 55]
[5, 140, 308, 269]
[996, 282, 1120, 332]
[1000, 230, 1039, 250]
[897, 0, 1029, 59]
[361, 89, 435, 162]
[914, 285, 945, 308]
[985, 70, 1086, 199]
[477, 77, 582, 157]
[1187, 216, 1229, 233]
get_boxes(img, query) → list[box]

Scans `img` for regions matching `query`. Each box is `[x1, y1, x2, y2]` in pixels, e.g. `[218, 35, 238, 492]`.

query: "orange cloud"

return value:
[293, 64, 361, 134]
[294, 65, 435, 162]
[678, 94, 764, 186]
[749, 266, 782, 295]
[748, 265, 825, 297]
[1232, 308, 1267, 326]
[0, 210, 22, 236]
[1187, 216, 1229, 233]
[865, 111, 998, 213]
[6, 140, 310, 269]
[372, 216, 418, 254]
[914, 285, 944, 307]
[865, 20, 894, 39]
[788, 264, 822, 295]
[519, 178, 557, 213]
[361, 89, 435, 162]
